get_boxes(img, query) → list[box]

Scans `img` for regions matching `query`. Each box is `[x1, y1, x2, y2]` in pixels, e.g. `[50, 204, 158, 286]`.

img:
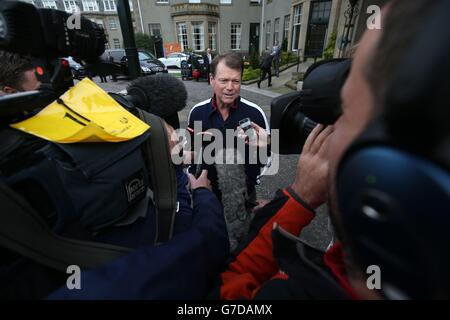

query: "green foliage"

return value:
[249, 47, 260, 69]
[323, 32, 337, 60]
[282, 38, 288, 52]
[280, 51, 298, 66]
[135, 33, 155, 55]
[242, 66, 261, 81]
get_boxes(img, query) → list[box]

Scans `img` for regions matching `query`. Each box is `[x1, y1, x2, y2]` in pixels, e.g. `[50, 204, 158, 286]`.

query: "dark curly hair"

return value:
[0, 51, 35, 91]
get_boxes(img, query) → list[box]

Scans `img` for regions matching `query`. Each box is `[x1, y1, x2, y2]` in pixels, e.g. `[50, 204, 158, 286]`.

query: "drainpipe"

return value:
[137, 0, 144, 33]
[259, 0, 265, 55]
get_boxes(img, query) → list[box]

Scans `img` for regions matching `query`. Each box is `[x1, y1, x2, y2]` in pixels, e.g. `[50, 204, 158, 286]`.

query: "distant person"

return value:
[99, 74, 108, 83]
[257, 52, 275, 88]
[272, 40, 282, 77]
[203, 48, 214, 85]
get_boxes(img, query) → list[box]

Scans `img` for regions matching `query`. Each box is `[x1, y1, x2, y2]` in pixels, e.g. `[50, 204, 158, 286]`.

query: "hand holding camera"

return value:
[291, 124, 334, 209]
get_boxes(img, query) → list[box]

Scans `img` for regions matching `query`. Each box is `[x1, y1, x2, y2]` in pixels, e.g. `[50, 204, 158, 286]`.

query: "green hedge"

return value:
[280, 51, 298, 66]
[242, 66, 261, 81]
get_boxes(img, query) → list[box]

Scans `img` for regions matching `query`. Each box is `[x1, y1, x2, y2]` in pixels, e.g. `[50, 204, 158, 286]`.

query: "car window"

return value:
[168, 53, 177, 58]
[139, 51, 156, 60]
[109, 50, 125, 62]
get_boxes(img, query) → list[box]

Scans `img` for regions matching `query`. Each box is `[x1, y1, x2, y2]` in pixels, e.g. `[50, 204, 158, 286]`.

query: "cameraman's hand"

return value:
[291, 124, 334, 209]
[188, 169, 212, 191]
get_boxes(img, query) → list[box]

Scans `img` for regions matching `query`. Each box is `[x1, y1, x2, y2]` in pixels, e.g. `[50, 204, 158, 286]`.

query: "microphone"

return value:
[126, 74, 187, 129]
[214, 148, 252, 253]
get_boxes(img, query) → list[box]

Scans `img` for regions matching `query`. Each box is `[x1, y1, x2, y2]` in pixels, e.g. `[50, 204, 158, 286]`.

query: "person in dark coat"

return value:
[257, 52, 275, 88]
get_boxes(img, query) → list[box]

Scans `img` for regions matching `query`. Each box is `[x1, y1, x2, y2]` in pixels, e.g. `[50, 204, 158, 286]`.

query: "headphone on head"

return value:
[336, 0, 450, 299]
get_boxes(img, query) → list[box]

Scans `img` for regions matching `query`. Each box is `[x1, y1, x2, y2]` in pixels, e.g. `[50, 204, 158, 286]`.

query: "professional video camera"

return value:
[270, 59, 351, 154]
[0, 0, 125, 121]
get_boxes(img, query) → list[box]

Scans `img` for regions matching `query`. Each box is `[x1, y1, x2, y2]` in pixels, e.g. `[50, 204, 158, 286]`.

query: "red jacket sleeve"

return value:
[219, 187, 315, 299]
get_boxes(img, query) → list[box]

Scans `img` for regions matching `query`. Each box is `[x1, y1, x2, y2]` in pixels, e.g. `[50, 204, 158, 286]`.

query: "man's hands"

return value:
[188, 169, 212, 191]
[291, 124, 334, 209]
[237, 121, 270, 148]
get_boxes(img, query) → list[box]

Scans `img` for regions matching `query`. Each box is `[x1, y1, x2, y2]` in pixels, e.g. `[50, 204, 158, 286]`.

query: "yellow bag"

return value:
[11, 78, 149, 143]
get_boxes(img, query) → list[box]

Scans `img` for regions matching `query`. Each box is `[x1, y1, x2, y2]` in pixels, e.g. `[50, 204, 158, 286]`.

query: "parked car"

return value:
[101, 49, 168, 78]
[158, 52, 189, 69]
[64, 56, 85, 79]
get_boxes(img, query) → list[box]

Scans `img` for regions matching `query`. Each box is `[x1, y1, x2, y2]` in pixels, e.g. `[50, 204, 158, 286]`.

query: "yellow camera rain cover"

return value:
[10, 78, 150, 143]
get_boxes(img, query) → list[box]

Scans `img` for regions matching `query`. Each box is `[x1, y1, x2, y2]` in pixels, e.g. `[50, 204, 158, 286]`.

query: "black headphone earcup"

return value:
[336, 145, 450, 299]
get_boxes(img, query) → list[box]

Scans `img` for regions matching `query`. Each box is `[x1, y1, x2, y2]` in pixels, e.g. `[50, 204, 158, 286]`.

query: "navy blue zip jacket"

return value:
[187, 95, 270, 199]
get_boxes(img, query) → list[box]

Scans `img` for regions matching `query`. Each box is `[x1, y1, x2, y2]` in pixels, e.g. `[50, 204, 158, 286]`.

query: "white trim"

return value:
[240, 98, 271, 181]
[240, 98, 270, 133]
[188, 98, 212, 124]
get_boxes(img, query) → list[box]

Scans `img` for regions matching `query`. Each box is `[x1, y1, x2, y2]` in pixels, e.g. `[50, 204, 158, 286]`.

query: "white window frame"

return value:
[273, 17, 280, 46]
[82, 0, 99, 11]
[103, 0, 116, 11]
[208, 22, 217, 51]
[109, 17, 118, 30]
[191, 21, 205, 52]
[42, 0, 57, 9]
[283, 14, 290, 41]
[156, 0, 169, 3]
[292, 4, 302, 51]
[113, 38, 121, 49]
[63, 0, 78, 13]
[220, 0, 232, 4]
[177, 22, 188, 52]
[189, 0, 201, 3]
[265, 20, 271, 50]
[231, 23, 241, 51]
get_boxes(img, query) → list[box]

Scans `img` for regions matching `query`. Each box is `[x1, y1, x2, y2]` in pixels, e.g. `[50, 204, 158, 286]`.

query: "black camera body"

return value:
[0, 0, 121, 121]
[270, 59, 351, 154]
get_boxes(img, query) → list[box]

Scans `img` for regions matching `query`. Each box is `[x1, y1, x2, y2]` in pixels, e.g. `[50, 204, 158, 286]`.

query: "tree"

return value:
[135, 33, 155, 55]
[282, 38, 288, 52]
[249, 44, 260, 69]
[323, 32, 337, 59]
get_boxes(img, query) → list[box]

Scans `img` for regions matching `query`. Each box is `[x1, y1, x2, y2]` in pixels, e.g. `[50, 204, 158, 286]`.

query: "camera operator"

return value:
[0, 51, 41, 95]
[215, 0, 449, 300]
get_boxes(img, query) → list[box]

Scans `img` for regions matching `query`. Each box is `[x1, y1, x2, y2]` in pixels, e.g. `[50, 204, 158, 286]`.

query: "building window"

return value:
[220, 0, 232, 4]
[292, 4, 302, 51]
[273, 17, 280, 46]
[191, 22, 204, 52]
[82, 0, 99, 11]
[177, 22, 188, 52]
[103, 0, 116, 11]
[63, 0, 78, 12]
[149, 23, 162, 37]
[189, 0, 201, 3]
[250, 0, 260, 5]
[42, 0, 57, 9]
[156, 0, 169, 3]
[231, 23, 241, 50]
[283, 14, 290, 42]
[311, 0, 332, 23]
[113, 38, 120, 49]
[265, 20, 271, 50]
[208, 22, 217, 51]
[128, 0, 133, 11]
[109, 17, 118, 30]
